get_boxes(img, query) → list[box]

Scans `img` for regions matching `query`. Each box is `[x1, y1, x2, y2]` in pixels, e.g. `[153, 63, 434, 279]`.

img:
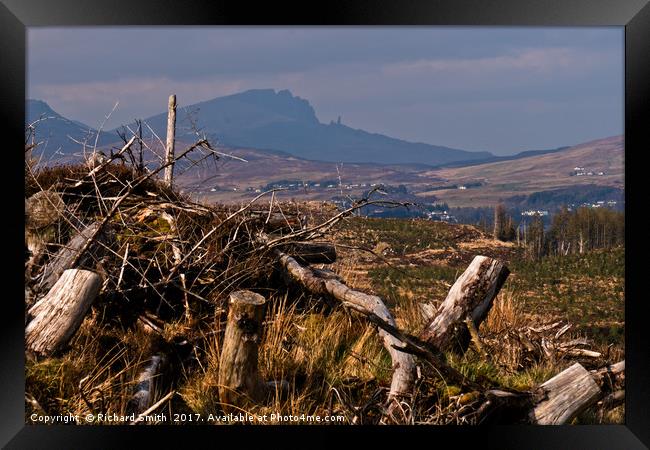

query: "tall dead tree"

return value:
[164, 94, 177, 187]
[420, 255, 510, 353]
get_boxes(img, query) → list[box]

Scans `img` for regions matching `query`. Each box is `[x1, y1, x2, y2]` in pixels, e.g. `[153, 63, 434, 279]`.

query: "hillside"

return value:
[26, 100, 101, 157]
[418, 135, 624, 207]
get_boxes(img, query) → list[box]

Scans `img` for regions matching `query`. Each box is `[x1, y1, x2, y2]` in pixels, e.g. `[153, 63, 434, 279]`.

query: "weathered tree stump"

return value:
[26, 269, 102, 357]
[529, 362, 602, 425]
[420, 255, 510, 353]
[218, 290, 267, 411]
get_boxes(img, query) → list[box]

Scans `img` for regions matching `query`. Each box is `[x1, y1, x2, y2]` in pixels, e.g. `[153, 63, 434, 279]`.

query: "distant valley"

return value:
[26, 93, 624, 217]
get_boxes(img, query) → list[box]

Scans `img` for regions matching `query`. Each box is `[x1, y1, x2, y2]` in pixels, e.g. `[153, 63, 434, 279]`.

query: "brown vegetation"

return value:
[24, 130, 624, 425]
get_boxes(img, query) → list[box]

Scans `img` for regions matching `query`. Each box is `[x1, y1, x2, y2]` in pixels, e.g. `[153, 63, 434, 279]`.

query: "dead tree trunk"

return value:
[37, 221, 112, 297]
[529, 362, 602, 424]
[164, 94, 177, 187]
[275, 250, 415, 416]
[218, 290, 268, 411]
[26, 269, 101, 357]
[420, 255, 510, 353]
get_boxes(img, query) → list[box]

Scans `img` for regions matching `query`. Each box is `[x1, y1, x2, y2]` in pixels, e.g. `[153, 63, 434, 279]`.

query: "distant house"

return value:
[458, 185, 467, 190]
[522, 210, 549, 216]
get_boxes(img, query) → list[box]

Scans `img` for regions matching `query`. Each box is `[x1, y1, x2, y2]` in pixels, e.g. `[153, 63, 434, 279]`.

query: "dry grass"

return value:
[24, 154, 624, 426]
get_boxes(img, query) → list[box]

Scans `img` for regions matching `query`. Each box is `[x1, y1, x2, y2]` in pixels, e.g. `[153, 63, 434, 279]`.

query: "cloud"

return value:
[382, 47, 607, 77]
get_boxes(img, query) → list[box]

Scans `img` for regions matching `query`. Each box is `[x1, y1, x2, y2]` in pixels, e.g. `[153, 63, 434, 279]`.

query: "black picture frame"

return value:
[2, 1, 648, 448]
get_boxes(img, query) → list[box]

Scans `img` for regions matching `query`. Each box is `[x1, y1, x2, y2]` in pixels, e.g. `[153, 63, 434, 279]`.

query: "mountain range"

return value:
[27, 89, 493, 166]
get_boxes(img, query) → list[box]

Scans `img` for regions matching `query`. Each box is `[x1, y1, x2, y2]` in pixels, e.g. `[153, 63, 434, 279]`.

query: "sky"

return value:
[27, 27, 623, 155]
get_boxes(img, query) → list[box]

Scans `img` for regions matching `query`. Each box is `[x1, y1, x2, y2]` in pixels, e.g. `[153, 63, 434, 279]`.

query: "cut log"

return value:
[275, 250, 415, 416]
[420, 255, 510, 353]
[37, 221, 112, 296]
[127, 354, 169, 415]
[281, 242, 336, 264]
[218, 290, 268, 411]
[529, 362, 602, 425]
[26, 269, 101, 357]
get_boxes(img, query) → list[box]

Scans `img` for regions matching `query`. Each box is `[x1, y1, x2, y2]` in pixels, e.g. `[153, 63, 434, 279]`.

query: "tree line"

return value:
[493, 203, 624, 259]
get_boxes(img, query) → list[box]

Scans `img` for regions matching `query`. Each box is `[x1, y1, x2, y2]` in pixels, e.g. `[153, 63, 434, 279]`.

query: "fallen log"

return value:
[218, 290, 268, 412]
[591, 360, 625, 390]
[473, 360, 626, 425]
[26, 269, 101, 357]
[420, 255, 510, 353]
[275, 250, 415, 418]
[280, 242, 336, 265]
[529, 362, 602, 425]
[37, 221, 113, 296]
[600, 389, 625, 410]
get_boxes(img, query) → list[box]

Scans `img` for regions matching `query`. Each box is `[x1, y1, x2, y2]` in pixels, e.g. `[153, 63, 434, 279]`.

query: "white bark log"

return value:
[276, 251, 415, 408]
[529, 362, 602, 425]
[420, 255, 509, 352]
[164, 94, 177, 187]
[26, 269, 101, 356]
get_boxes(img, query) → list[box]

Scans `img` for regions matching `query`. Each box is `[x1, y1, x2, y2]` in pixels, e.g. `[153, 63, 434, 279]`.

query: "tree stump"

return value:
[218, 290, 267, 411]
[26, 269, 101, 357]
[529, 362, 602, 425]
[420, 255, 510, 353]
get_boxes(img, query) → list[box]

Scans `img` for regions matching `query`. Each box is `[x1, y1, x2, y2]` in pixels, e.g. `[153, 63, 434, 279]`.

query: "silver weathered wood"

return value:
[276, 251, 415, 410]
[420, 255, 509, 352]
[218, 290, 267, 411]
[164, 94, 177, 187]
[530, 362, 602, 425]
[38, 221, 111, 295]
[26, 269, 101, 356]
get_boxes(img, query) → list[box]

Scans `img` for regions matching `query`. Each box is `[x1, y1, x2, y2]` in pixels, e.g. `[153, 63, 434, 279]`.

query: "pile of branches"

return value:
[24, 132, 624, 426]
